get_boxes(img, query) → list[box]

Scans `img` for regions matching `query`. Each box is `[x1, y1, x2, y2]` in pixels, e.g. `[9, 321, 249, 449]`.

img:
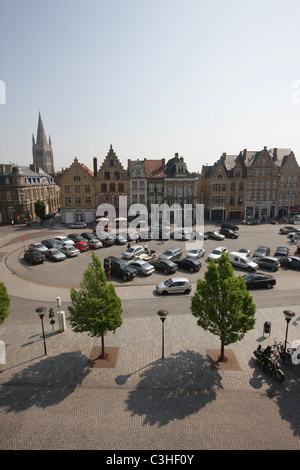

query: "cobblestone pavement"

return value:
[1, 221, 300, 451]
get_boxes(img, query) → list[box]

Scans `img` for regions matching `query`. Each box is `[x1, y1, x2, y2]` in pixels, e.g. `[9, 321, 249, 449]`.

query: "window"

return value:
[149, 184, 154, 193]
[114, 171, 120, 180]
[139, 181, 145, 189]
[75, 197, 81, 206]
[74, 175, 80, 181]
[64, 185, 70, 194]
[85, 185, 90, 193]
[238, 195, 243, 205]
[75, 185, 80, 193]
[157, 183, 163, 193]
[85, 196, 91, 205]
[104, 171, 110, 180]
[101, 183, 107, 192]
[118, 183, 124, 192]
[65, 197, 71, 206]
[7, 192, 12, 201]
[110, 183, 115, 192]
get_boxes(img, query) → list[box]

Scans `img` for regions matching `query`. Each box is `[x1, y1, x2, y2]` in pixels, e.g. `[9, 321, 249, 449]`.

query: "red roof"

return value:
[144, 160, 165, 178]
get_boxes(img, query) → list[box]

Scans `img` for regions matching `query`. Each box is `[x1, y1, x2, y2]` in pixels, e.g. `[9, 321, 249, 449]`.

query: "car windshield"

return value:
[164, 279, 174, 287]
[35, 243, 43, 248]
[142, 263, 152, 268]
[52, 250, 60, 255]
[68, 247, 77, 251]
[163, 251, 172, 256]
[126, 248, 134, 253]
[212, 249, 221, 255]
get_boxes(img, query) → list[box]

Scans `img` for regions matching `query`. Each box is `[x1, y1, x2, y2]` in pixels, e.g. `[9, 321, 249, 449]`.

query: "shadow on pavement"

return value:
[122, 350, 223, 426]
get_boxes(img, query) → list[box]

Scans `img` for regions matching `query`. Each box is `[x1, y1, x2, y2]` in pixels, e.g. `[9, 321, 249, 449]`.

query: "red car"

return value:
[73, 241, 90, 252]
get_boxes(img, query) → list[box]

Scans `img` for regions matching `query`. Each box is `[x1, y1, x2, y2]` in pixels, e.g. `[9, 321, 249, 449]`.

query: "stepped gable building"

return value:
[59, 157, 95, 224]
[32, 113, 55, 175]
[164, 153, 199, 220]
[94, 145, 129, 217]
[0, 164, 59, 224]
[199, 146, 300, 221]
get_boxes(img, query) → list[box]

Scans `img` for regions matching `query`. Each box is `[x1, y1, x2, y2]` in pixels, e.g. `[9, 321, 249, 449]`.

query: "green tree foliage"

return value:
[34, 199, 46, 220]
[0, 282, 10, 325]
[190, 252, 256, 361]
[68, 253, 123, 357]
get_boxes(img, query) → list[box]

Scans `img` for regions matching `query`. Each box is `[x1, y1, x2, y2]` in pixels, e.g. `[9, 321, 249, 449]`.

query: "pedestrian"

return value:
[127, 242, 131, 249]
[11, 219, 14, 228]
[144, 243, 148, 254]
[134, 233, 139, 244]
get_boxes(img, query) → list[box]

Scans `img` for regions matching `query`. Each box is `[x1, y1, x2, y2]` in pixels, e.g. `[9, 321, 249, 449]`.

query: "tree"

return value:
[190, 252, 256, 361]
[0, 282, 10, 325]
[68, 252, 123, 358]
[34, 199, 46, 221]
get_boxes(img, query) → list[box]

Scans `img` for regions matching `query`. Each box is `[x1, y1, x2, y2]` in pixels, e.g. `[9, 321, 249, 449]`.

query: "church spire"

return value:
[36, 112, 48, 146]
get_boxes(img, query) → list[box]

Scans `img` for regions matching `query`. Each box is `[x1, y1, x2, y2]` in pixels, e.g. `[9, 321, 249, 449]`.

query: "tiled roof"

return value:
[144, 159, 165, 178]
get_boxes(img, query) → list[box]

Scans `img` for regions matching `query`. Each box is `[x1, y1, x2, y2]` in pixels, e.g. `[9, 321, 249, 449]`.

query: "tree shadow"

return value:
[249, 356, 300, 436]
[0, 351, 90, 413]
[123, 350, 223, 427]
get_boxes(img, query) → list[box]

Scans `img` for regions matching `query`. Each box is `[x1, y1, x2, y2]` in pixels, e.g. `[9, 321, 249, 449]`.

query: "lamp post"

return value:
[157, 310, 168, 359]
[283, 310, 295, 353]
[36, 306, 47, 355]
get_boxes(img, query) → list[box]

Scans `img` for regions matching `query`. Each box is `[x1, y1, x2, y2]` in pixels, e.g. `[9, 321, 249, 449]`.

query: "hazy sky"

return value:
[1, 0, 300, 173]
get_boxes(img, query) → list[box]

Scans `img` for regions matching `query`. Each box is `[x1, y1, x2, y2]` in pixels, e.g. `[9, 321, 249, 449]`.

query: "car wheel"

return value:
[184, 289, 191, 294]
[266, 283, 272, 289]
[189, 267, 194, 272]
[164, 269, 168, 274]
[271, 267, 276, 272]
[122, 275, 127, 281]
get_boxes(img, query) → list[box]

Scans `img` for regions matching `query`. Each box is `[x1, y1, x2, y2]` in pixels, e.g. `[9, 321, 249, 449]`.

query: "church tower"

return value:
[32, 112, 55, 174]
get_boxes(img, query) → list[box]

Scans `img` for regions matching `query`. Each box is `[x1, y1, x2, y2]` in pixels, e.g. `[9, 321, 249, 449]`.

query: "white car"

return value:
[59, 245, 80, 257]
[129, 260, 155, 276]
[207, 246, 228, 262]
[186, 248, 205, 259]
[55, 236, 74, 246]
[238, 248, 251, 257]
[156, 277, 192, 295]
[28, 242, 48, 253]
[122, 245, 144, 259]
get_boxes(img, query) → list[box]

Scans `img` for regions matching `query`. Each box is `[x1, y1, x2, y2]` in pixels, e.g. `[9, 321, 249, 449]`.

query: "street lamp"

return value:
[157, 310, 168, 359]
[36, 306, 47, 355]
[283, 310, 295, 353]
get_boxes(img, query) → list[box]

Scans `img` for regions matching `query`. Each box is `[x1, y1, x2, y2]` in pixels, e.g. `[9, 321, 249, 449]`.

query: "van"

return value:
[104, 256, 137, 281]
[229, 252, 258, 272]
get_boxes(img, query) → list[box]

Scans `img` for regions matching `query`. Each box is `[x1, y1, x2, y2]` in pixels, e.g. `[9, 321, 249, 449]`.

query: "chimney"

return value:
[243, 149, 247, 158]
[175, 152, 179, 158]
[93, 157, 97, 178]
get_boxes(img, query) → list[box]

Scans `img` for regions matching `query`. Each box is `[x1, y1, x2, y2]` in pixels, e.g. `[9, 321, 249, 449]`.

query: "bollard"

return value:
[263, 321, 271, 336]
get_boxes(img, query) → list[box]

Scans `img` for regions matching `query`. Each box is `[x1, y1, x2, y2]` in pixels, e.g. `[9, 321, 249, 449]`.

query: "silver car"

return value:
[28, 242, 48, 253]
[87, 239, 102, 249]
[156, 277, 192, 295]
[60, 245, 80, 257]
[186, 248, 205, 259]
[122, 245, 144, 259]
[129, 260, 155, 276]
[45, 248, 66, 261]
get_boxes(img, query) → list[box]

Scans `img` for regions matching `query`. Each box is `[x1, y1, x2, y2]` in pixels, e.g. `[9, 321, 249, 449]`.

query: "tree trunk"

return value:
[220, 341, 225, 362]
[100, 335, 105, 358]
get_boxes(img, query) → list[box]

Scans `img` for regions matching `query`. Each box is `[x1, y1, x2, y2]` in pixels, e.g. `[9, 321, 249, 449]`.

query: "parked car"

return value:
[59, 245, 80, 257]
[68, 222, 87, 229]
[251, 256, 280, 272]
[207, 246, 228, 262]
[170, 230, 190, 240]
[73, 241, 90, 252]
[280, 256, 300, 270]
[279, 226, 297, 234]
[219, 228, 239, 239]
[41, 239, 59, 249]
[24, 250, 45, 264]
[189, 231, 208, 240]
[95, 231, 115, 245]
[45, 248, 66, 262]
[129, 260, 155, 276]
[120, 232, 134, 242]
[87, 239, 102, 249]
[28, 242, 48, 253]
[156, 277, 192, 295]
[274, 246, 290, 258]
[253, 246, 270, 257]
[55, 236, 74, 246]
[158, 247, 182, 261]
[115, 234, 127, 245]
[151, 259, 178, 274]
[238, 248, 251, 257]
[206, 231, 225, 240]
[122, 245, 144, 259]
[221, 223, 239, 231]
[177, 258, 201, 272]
[68, 234, 86, 243]
[103, 256, 137, 281]
[229, 252, 258, 271]
[242, 273, 276, 289]
[186, 248, 205, 259]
